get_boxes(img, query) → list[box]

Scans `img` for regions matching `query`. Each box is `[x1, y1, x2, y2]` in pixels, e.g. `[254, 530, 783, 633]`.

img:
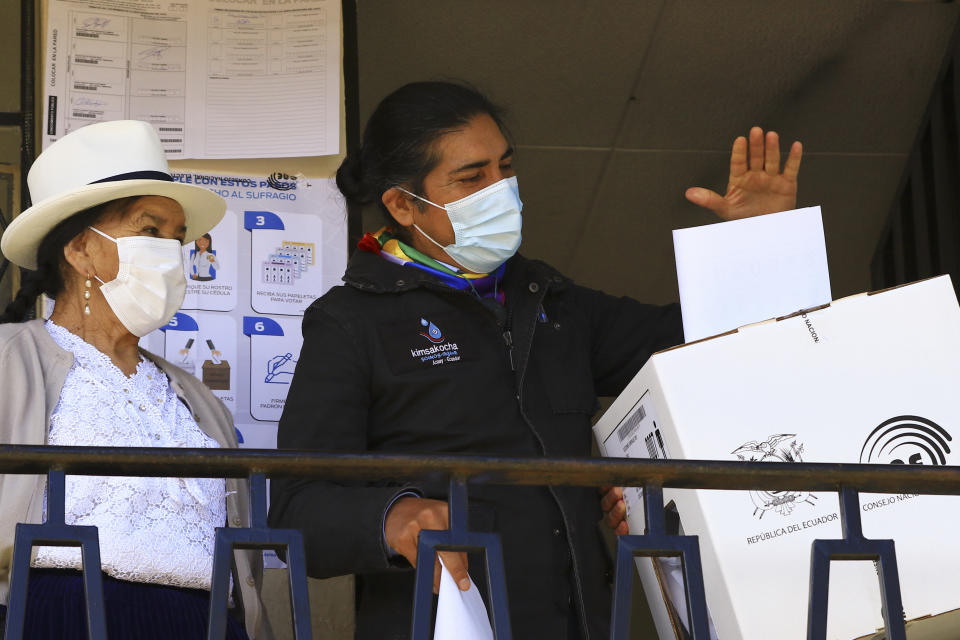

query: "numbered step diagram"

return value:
[161, 311, 238, 411]
[244, 316, 303, 422]
[181, 209, 238, 311]
[246, 210, 325, 315]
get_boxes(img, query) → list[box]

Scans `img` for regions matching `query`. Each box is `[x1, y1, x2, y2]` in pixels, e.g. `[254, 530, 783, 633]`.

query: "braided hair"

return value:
[0, 197, 137, 324]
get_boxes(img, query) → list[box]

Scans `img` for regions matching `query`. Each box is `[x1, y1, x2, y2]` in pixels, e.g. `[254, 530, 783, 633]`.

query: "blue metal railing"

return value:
[3, 445, 960, 639]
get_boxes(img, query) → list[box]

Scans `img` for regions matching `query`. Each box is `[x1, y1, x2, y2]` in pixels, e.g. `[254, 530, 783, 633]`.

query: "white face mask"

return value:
[398, 176, 523, 273]
[88, 226, 186, 337]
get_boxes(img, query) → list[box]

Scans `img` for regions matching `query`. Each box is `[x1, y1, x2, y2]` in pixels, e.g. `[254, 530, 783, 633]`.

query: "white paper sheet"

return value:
[657, 554, 719, 638]
[673, 206, 831, 343]
[42, 0, 341, 158]
[434, 558, 493, 640]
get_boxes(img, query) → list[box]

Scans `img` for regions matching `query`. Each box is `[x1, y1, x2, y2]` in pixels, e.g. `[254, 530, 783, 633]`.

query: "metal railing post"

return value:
[806, 487, 906, 640]
[206, 473, 312, 640]
[4, 470, 108, 640]
[410, 476, 512, 640]
[609, 484, 709, 640]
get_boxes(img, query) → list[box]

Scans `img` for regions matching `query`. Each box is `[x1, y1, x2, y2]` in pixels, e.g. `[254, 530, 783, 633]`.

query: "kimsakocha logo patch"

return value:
[420, 318, 444, 343]
[410, 317, 461, 365]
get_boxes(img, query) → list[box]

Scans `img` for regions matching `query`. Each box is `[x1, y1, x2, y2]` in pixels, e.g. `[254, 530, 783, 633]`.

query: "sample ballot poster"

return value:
[139, 170, 347, 472]
[42, 0, 341, 158]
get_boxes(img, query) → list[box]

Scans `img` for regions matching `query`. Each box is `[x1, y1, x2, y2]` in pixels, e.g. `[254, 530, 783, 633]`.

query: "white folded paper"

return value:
[433, 557, 494, 640]
[673, 206, 832, 343]
[657, 556, 719, 639]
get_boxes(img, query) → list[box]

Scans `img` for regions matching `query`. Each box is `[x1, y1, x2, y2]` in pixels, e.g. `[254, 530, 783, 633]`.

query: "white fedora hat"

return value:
[0, 120, 225, 270]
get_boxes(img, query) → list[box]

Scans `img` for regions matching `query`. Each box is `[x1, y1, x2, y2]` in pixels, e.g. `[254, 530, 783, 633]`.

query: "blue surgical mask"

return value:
[397, 176, 523, 273]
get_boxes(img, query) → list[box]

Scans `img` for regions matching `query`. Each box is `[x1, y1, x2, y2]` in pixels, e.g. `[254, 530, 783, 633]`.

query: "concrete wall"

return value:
[354, 1, 960, 305]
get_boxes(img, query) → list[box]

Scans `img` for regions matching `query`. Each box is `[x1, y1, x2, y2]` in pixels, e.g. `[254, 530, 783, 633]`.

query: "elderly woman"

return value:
[0, 121, 268, 639]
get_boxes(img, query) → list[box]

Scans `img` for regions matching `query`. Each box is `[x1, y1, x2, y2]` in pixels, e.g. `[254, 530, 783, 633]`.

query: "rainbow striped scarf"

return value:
[357, 227, 506, 304]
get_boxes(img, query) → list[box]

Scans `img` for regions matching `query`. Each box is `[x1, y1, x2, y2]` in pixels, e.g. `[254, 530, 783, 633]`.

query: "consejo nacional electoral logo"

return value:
[860, 415, 952, 465]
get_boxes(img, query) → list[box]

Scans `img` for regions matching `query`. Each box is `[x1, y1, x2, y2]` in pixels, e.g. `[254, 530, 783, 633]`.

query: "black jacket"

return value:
[269, 250, 683, 640]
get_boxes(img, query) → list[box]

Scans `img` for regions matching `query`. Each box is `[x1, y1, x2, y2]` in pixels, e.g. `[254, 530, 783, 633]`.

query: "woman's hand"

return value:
[685, 126, 802, 221]
[600, 486, 629, 535]
[384, 496, 470, 593]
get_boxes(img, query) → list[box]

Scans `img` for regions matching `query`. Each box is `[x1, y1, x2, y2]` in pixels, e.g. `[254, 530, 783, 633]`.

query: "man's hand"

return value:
[600, 486, 629, 535]
[384, 496, 470, 593]
[685, 127, 803, 221]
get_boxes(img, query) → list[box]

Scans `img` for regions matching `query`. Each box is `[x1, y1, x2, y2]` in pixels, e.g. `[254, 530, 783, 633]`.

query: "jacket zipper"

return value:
[419, 277, 589, 636]
[421, 280, 516, 372]
[502, 300, 515, 372]
[512, 281, 591, 640]
[502, 330, 515, 371]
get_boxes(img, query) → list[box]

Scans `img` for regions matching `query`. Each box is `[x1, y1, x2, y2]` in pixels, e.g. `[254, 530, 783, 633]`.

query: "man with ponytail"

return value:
[270, 81, 803, 639]
[0, 121, 270, 639]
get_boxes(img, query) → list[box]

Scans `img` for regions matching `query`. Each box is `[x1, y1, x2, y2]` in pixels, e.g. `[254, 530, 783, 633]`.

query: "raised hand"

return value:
[685, 127, 802, 221]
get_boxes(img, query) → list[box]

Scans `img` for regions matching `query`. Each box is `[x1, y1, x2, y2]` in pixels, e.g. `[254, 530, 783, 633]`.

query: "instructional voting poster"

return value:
[140, 169, 347, 458]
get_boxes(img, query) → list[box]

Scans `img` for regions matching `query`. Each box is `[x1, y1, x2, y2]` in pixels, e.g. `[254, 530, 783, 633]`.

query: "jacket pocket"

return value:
[532, 305, 599, 415]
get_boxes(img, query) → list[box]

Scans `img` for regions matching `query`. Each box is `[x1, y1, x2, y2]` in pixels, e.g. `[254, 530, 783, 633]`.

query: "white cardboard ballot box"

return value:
[593, 275, 960, 640]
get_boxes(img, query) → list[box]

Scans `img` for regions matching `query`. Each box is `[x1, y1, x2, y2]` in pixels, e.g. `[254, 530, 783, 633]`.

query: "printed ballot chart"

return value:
[140, 171, 347, 444]
[42, 0, 342, 158]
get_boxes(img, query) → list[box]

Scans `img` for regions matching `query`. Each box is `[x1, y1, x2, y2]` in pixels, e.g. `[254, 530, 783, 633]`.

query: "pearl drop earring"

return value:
[84, 277, 92, 316]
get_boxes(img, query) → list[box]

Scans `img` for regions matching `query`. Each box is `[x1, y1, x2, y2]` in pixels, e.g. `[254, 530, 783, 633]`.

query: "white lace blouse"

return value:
[32, 322, 226, 590]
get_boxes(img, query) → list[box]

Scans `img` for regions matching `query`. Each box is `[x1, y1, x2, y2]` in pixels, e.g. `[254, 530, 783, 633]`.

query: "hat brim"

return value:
[1, 180, 226, 270]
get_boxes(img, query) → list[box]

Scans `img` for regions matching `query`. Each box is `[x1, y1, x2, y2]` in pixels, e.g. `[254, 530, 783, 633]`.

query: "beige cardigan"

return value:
[0, 319, 269, 639]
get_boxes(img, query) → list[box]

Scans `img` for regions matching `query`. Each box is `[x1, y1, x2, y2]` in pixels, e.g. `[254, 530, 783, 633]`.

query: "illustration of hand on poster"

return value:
[160, 311, 238, 411]
[246, 210, 328, 315]
[182, 210, 238, 312]
[244, 315, 303, 422]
